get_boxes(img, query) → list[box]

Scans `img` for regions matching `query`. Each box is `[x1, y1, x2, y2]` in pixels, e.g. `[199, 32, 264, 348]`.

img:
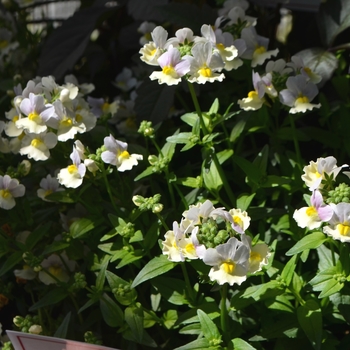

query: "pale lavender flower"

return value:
[37, 174, 64, 202]
[0, 175, 25, 210]
[101, 134, 142, 172]
[149, 45, 191, 85]
[57, 146, 86, 188]
[293, 190, 333, 230]
[240, 27, 279, 67]
[218, 0, 249, 16]
[203, 237, 250, 285]
[16, 93, 55, 134]
[279, 75, 321, 114]
[287, 55, 322, 84]
[114, 67, 138, 92]
[323, 203, 350, 243]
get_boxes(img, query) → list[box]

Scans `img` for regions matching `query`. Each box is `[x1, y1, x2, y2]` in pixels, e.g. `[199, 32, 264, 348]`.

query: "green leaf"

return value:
[0, 251, 22, 277]
[96, 255, 110, 291]
[202, 157, 223, 192]
[163, 309, 178, 329]
[115, 250, 143, 268]
[45, 190, 76, 203]
[209, 98, 219, 114]
[166, 132, 192, 144]
[152, 277, 188, 305]
[309, 266, 345, 298]
[174, 338, 211, 350]
[29, 288, 68, 311]
[131, 255, 176, 288]
[100, 293, 124, 327]
[134, 166, 154, 181]
[240, 281, 282, 301]
[318, 0, 350, 47]
[232, 155, 263, 186]
[297, 299, 322, 350]
[230, 118, 246, 142]
[105, 271, 137, 306]
[54, 312, 71, 339]
[317, 244, 339, 271]
[232, 338, 257, 350]
[125, 305, 144, 344]
[70, 218, 97, 239]
[281, 255, 298, 287]
[236, 193, 256, 211]
[197, 309, 221, 345]
[286, 232, 327, 256]
[176, 176, 201, 188]
[181, 112, 198, 127]
[41, 241, 70, 255]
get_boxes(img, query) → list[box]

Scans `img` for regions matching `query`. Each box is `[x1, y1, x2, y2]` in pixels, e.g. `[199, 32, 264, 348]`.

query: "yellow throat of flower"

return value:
[199, 65, 212, 78]
[337, 223, 350, 237]
[67, 164, 78, 174]
[306, 206, 318, 217]
[31, 138, 42, 148]
[28, 112, 41, 123]
[221, 260, 236, 274]
[254, 45, 266, 55]
[296, 95, 309, 104]
[0, 189, 11, 199]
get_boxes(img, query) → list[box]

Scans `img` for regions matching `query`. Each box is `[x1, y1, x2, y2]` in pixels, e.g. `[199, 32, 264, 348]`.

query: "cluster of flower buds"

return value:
[161, 199, 270, 286]
[293, 156, 350, 243]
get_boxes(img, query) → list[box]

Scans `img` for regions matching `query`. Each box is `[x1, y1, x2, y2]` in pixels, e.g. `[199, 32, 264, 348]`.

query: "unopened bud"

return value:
[29, 325, 42, 335]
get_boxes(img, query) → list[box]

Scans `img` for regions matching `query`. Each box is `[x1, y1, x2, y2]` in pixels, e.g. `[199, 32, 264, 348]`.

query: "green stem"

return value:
[220, 284, 228, 335]
[288, 113, 302, 170]
[181, 263, 195, 303]
[156, 213, 170, 231]
[187, 82, 236, 207]
[100, 163, 121, 215]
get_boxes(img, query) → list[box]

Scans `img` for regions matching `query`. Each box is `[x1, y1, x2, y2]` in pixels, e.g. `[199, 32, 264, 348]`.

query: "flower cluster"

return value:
[139, 0, 278, 86]
[293, 156, 350, 242]
[162, 199, 270, 286]
[238, 55, 322, 113]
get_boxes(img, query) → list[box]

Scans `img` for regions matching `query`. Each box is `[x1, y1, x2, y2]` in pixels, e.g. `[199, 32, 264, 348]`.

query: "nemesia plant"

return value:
[1, 0, 350, 349]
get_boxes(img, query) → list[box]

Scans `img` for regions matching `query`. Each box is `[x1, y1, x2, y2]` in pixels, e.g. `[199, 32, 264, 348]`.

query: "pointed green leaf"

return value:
[106, 271, 137, 306]
[70, 218, 96, 239]
[131, 255, 176, 288]
[0, 251, 22, 277]
[100, 293, 124, 327]
[209, 98, 219, 114]
[232, 338, 257, 350]
[125, 305, 144, 344]
[197, 309, 221, 345]
[236, 193, 256, 211]
[281, 255, 298, 287]
[174, 338, 211, 350]
[181, 112, 198, 127]
[166, 132, 192, 144]
[134, 166, 154, 181]
[309, 266, 344, 298]
[297, 299, 322, 350]
[286, 232, 327, 256]
[29, 288, 68, 311]
[54, 312, 71, 339]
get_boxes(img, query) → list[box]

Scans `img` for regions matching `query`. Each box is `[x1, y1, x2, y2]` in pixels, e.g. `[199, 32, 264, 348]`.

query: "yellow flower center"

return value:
[254, 45, 266, 55]
[250, 251, 262, 262]
[75, 114, 83, 122]
[67, 164, 78, 174]
[119, 150, 130, 159]
[248, 91, 258, 99]
[306, 206, 318, 217]
[184, 243, 196, 255]
[162, 65, 176, 76]
[315, 171, 322, 178]
[216, 43, 225, 50]
[303, 67, 312, 75]
[0, 189, 11, 199]
[233, 215, 243, 227]
[150, 48, 157, 56]
[296, 95, 309, 104]
[221, 260, 236, 274]
[45, 189, 53, 197]
[102, 102, 110, 113]
[199, 66, 212, 77]
[12, 115, 19, 122]
[31, 138, 42, 148]
[48, 265, 62, 277]
[337, 223, 350, 236]
[28, 112, 41, 123]
[0, 40, 8, 49]
[60, 118, 73, 127]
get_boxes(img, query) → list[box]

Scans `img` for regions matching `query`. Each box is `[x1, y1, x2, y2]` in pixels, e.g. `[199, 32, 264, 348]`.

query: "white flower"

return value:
[150, 45, 191, 85]
[279, 75, 321, 114]
[0, 175, 25, 210]
[323, 203, 350, 243]
[240, 27, 279, 67]
[38, 252, 75, 285]
[57, 146, 86, 188]
[293, 190, 333, 230]
[301, 156, 347, 191]
[19, 131, 57, 161]
[14, 265, 37, 280]
[188, 42, 225, 84]
[203, 237, 249, 285]
[114, 67, 138, 91]
[37, 174, 64, 201]
[101, 134, 143, 172]
[139, 26, 168, 66]
[241, 235, 270, 274]
[228, 208, 251, 233]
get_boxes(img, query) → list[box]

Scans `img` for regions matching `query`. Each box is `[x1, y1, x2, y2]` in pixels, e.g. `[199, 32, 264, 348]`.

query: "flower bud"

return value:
[29, 325, 42, 335]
